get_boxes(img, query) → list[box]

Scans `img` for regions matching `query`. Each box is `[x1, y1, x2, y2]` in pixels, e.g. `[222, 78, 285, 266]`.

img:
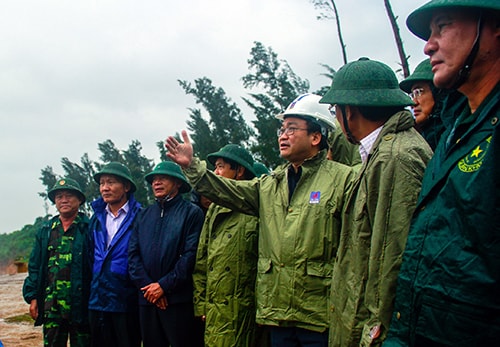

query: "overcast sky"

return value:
[0, 0, 429, 234]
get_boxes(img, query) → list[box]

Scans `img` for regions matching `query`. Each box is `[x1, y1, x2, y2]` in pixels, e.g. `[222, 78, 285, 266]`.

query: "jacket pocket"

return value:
[306, 260, 332, 278]
[257, 258, 272, 274]
[256, 258, 273, 309]
[415, 294, 500, 346]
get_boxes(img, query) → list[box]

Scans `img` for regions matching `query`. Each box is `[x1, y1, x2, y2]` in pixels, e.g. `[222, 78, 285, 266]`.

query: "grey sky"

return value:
[0, 0, 428, 234]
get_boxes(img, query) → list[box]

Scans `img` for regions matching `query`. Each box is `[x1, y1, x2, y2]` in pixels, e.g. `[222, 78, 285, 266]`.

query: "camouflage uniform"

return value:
[23, 213, 91, 347]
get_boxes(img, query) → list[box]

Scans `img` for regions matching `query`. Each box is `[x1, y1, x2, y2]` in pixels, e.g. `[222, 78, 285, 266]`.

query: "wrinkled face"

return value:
[54, 190, 81, 217]
[424, 9, 478, 89]
[410, 82, 435, 126]
[99, 174, 130, 207]
[214, 158, 238, 179]
[278, 117, 317, 164]
[151, 175, 181, 199]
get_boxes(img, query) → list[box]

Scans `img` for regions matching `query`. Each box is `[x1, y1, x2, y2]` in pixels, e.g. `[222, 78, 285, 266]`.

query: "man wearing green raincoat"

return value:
[320, 58, 433, 346]
[192, 144, 259, 347]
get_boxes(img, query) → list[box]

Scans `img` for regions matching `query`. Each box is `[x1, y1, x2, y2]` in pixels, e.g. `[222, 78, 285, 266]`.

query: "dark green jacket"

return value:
[193, 204, 259, 347]
[329, 111, 432, 347]
[23, 213, 91, 326]
[385, 83, 500, 346]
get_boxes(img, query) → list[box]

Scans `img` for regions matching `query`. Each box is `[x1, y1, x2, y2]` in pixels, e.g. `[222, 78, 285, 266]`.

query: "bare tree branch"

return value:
[310, 0, 348, 64]
[383, 0, 410, 77]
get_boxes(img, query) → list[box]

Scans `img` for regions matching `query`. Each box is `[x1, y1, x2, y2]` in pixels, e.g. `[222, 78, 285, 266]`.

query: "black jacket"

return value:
[128, 194, 204, 306]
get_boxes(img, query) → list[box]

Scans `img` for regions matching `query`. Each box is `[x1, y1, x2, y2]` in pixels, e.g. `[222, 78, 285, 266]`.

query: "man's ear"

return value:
[236, 166, 246, 180]
[311, 131, 322, 147]
[344, 105, 356, 121]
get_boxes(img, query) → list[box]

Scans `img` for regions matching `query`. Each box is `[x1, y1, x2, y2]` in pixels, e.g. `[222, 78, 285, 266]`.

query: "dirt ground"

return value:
[0, 273, 42, 347]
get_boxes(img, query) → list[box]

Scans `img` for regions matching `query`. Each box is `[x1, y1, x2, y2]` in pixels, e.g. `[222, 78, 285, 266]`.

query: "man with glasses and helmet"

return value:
[165, 93, 355, 347]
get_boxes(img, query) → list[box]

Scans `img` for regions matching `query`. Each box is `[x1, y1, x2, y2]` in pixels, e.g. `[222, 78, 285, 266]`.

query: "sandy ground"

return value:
[0, 273, 42, 347]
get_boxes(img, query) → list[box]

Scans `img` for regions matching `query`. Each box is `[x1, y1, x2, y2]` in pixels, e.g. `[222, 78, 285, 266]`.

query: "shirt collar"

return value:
[105, 200, 129, 217]
[359, 126, 383, 163]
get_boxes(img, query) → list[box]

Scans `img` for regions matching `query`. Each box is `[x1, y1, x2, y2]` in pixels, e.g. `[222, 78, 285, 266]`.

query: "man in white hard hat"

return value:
[166, 93, 355, 346]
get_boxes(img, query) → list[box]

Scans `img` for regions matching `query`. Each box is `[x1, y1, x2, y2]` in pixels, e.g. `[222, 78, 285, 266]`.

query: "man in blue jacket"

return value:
[128, 161, 204, 347]
[89, 162, 142, 347]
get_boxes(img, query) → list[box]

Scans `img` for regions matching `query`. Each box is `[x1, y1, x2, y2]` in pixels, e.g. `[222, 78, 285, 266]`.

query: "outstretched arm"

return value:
[165, 130, 194, 169]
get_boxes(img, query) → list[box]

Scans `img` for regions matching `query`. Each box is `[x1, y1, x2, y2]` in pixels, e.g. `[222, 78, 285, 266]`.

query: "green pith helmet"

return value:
[407, 0, 500, 40]
[93, 162, 136, 192]
[144, 161, 191, 194]
[47, 177, 86, 205]
[207, 144, 256, 178]
[399, 59, 434, 93]
[253, 161, 270, 177]
[319, 57, 413, 107]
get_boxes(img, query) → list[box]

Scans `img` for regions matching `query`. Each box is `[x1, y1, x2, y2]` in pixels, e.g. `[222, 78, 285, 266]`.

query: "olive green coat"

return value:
[185, 151, 354, 333]
[193, 203, 259, 347]
[329, 111, 432, 346]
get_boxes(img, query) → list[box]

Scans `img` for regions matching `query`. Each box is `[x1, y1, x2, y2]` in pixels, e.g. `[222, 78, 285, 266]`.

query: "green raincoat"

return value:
[193, 203, 259, 347]
[185, 151, 354, 333]
[329, 111, 432, 346]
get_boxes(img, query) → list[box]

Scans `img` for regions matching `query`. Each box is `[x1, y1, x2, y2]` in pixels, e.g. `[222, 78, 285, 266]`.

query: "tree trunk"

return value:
[330, 0, 348, 64]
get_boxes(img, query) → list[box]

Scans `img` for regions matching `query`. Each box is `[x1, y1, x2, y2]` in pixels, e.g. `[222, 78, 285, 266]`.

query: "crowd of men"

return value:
[22, 0, 499, 346]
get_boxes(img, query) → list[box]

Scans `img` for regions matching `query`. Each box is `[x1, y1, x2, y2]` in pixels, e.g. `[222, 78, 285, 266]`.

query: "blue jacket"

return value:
[88, 195, 142, 312]
[128, 194, 204, 306]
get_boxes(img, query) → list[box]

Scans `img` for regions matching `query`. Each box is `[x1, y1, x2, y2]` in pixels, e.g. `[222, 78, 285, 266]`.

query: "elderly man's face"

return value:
[410, 82, 435, 126]
[150, 175, 181, 199]
[54, 190, 81, 217]
[99, 174, 130, 208]
[424, 9, 480, 89]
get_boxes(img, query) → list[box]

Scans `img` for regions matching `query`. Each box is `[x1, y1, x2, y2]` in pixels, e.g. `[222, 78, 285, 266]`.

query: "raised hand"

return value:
[165, 130, 194, 169]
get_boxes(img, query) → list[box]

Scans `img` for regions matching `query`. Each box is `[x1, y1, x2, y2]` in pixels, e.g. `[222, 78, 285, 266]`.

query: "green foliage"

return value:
[39, 139, 155, 212]
[178, 77, 255, 160]
[177, 41, 324, 170]
[242, 42, 311, 168]
[0, 216, 50, 267]
[314, 63, 337, 97]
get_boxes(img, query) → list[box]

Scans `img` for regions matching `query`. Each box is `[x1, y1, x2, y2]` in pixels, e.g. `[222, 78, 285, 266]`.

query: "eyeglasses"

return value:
[277, 127, 308, 137]
[409, 88, 425, 100]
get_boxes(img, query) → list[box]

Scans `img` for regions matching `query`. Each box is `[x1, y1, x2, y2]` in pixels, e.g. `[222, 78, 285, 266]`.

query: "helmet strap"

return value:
[339, 105, 360, 145]
[452, 12, 483, 89]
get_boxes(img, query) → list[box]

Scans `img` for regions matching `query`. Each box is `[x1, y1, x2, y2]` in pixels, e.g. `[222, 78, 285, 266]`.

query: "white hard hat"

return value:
[276, 93, 336, 132]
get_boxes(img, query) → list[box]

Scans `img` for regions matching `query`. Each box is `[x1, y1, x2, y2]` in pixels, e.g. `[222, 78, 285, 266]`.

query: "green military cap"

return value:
[320, 57, 413, 107]
[144, 161, 191, 194]
[47, 177, 86, 205]
[93, 162, 137, 192]
[207, 144, 256, 178]
[407, 0, 500, 40]
[399, 59, 434, 93]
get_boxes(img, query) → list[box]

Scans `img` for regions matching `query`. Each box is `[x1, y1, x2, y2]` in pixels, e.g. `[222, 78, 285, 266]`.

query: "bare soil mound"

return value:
[0, 273, 42, 347]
